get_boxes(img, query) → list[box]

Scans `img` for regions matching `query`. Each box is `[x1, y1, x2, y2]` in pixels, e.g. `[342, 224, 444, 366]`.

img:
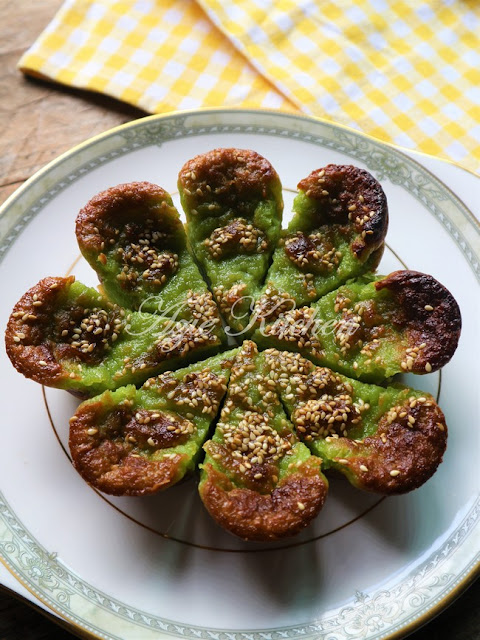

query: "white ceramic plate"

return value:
[0, 109, 478, 640]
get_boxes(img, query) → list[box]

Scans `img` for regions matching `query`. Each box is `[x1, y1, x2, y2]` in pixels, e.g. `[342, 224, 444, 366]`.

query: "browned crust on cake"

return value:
[75, 181, 179, 256]
[5, 276, 73, 386]
[178, 148, 281, 213]
[338, 397, 447, 495]
[375, 270, 461, 372]
[199, 458, 328, 541]
[69, 398, 188, 496]
[297, 164, 388, 259]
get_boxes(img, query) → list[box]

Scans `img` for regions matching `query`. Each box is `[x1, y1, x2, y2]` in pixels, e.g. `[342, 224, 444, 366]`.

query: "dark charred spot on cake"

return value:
[205, 218, 268, 259]
[284, 231, 341, 273]
[375, 270, 461, 373]
[298, 164, 388, 259]
[178, 148, 280, 216]
[351, 396, 448, 494]
[6, 277, 76, 384]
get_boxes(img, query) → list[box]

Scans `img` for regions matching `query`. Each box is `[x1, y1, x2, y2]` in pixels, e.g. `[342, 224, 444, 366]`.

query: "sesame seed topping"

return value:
[114, 219, 179, 291]
[219, 411, 291, 466]
[284, 232, 340, 273]
[262, 307, 323, 357]
[60, 306, 124, 360]
[205, 218, 268, 259]
[155, 322, 217, 359]
[154, 368, 227, 415]
[390, 470, 400, 477]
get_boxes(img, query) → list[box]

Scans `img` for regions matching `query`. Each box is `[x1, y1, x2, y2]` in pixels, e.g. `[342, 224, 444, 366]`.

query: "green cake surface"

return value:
[253, 164, 388, 321]
[199, 340, 328, 540]
[5, 277, 224, 396]
[263, 348, 448, 494]
[178, 148, 283, 334]
[75, 181, 224, 331]
[253, 271, 461, 383]
[69, 349, 238, 495]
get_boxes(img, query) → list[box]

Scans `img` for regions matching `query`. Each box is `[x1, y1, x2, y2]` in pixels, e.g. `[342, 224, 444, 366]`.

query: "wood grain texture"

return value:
[0, 0, 145, 205]
[0, 1, 479, 638]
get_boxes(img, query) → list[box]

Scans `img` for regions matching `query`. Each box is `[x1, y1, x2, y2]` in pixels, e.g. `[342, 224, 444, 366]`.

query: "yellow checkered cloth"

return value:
[19, 0, 480, 173]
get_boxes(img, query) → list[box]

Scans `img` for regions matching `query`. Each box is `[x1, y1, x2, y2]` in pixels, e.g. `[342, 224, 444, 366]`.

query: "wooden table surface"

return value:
[1, 1, 479, 638]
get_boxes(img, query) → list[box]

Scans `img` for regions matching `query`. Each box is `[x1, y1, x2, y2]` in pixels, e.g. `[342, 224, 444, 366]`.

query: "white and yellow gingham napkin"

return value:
[19, 0, 480, 173]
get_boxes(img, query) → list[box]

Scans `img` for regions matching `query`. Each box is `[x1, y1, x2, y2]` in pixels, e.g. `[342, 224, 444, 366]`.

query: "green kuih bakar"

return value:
[75, 181, 224, 334]
[69, 349, 238, 496]
[253, 164, 388, 322]
[253, 270, 461, 383]
[199, 341, 328, 541]
[263, 349, 448, 494]
[5, 277, 224, 397]
[178, 148, 283, 334]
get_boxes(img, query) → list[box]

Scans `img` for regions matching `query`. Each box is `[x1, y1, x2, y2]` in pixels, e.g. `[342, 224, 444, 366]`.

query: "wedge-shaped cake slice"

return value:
[253, 164, 388, 319]
[178, 148, 283, 333]
[6, 277, 223, 396]
[264, 349, 447, 494]
[254, 270, 461, 382]
[69, 350, 237, 496]
[199, 341, 328, 541]
[76, 181, 223, 331]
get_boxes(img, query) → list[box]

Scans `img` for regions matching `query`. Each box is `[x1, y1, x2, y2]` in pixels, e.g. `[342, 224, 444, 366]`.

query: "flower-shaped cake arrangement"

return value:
[5, 148, 461, 541]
